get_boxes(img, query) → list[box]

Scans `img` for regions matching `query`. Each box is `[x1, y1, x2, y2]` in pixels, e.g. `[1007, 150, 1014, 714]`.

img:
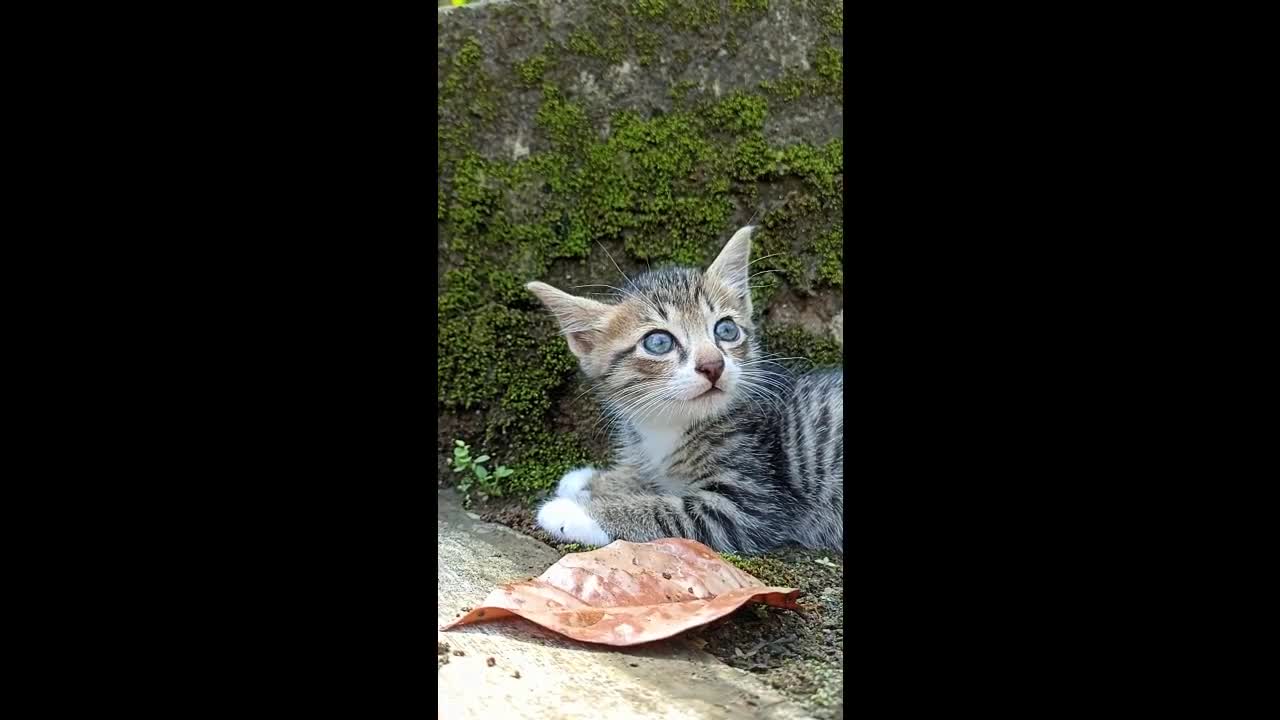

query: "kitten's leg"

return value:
[537, 467, 639, 545]
[554, 464, 650, 500]
[536, 491, 682, 548]
[536, 497, 613, 546]
[538, 482, 755, 554]
[555, 467, 596, 500]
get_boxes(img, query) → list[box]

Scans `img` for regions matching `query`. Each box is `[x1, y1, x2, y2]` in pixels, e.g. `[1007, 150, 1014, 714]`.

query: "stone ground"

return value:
[438, 485, 844, 719]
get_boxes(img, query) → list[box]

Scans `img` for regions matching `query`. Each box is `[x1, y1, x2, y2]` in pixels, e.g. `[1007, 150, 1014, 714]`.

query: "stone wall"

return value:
[437, 0, 843, 498]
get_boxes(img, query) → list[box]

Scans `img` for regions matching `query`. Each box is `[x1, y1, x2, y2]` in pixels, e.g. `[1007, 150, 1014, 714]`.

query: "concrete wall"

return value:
[437, 0, 843, 496]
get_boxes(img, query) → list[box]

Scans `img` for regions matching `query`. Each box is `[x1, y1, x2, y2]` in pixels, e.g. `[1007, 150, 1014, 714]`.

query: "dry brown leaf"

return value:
[440, 538, 801, 646]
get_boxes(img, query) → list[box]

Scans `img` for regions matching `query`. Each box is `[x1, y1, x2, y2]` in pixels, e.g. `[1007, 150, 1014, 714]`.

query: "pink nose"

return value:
[696, 357, 724, 384]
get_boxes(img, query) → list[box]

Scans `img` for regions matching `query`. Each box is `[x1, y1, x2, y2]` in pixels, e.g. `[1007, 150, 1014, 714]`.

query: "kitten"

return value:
[525, 226, 842, 554]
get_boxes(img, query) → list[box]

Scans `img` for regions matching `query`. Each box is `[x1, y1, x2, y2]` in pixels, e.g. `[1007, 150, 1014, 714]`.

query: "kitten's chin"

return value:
[672, 387, 734, 420]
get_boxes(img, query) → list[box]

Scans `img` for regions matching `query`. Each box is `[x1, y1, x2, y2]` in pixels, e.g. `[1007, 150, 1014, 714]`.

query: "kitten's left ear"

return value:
[706, 225, 755, 308]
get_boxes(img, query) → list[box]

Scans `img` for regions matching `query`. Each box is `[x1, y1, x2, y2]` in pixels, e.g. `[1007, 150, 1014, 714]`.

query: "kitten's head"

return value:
[527, 226, 760, 425]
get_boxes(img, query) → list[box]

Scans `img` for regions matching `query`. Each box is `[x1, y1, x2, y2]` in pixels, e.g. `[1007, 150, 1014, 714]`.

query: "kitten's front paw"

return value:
[537, 498, 612, 547]
[556, 467, 595, 499]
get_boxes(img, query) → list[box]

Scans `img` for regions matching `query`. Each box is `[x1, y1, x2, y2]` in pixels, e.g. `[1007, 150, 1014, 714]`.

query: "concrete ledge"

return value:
[437, 489, 812, 719]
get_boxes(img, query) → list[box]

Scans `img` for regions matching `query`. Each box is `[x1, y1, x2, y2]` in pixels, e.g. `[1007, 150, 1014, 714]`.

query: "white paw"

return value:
[537, 498, 612, 546]
[556, 467, 595, 499]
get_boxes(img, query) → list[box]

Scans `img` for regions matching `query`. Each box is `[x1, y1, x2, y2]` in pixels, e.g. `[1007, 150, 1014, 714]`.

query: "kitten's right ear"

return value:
[525, 281, 611, 360]
[706, 225, 755, 311]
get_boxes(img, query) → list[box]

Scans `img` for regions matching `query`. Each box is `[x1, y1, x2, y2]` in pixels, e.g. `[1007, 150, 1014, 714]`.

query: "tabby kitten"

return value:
[526, 226, 843, 554]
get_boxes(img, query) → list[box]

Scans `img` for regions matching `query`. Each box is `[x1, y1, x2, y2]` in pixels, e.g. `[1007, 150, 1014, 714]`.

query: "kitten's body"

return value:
[528, 227, 843, 554]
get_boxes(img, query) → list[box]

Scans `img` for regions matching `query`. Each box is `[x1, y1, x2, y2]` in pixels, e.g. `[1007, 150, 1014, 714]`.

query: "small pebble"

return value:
[511, 670, 521, 679]
[662, 572, 672, 579]
[486, 657, 496, 667]
[453, 650, 465, 657]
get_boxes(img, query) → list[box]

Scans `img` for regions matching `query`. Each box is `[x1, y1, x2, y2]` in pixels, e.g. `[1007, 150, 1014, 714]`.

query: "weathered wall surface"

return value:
[438, 0, 844, 498]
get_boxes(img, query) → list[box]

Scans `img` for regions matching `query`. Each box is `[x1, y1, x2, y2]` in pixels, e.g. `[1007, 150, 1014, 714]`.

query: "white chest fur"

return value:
[640, 425, 680, 466]
[632, 421, 688, 472]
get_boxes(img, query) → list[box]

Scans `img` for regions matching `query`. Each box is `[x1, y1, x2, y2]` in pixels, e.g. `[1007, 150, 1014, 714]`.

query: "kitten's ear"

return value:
[525, 281, 611, 360]
[706, 225, 755, 309]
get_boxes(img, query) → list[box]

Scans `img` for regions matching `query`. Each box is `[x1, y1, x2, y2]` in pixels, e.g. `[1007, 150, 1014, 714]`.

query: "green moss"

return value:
[437, 268, 483, 316]
[514, 54, 548, 87]
[455, 38, 481, 68]
[732, 131, 774, 182]
[777, 139, 843, 199]
[707, 90, 768, 134]
[629, 0, 668, 19]
[730, 0, 769, 12]
[443, 153, 501, 243]
[535, 85, 590, 149]
[815, 229, 843, 287]
[441, 37, 497, 120]
[748, 176, 843, 306]
[815, 45, 843, 94]
[566, 30, 624, 63]
[758, 44, 843, 103]
[670, 2, 722, 30]
[566, 30, 602, 57]
[505, 428, 593, 495]
[634, 30, 662, 66]
[761, 326, 843, 368]
[554, 542, 600, 555]
[720, 553, 802, 587]
[758, 73, 807, 102]
[442, 39, 479, 98]
[820, 1, 843, 33]
[669, 80, 698, 103]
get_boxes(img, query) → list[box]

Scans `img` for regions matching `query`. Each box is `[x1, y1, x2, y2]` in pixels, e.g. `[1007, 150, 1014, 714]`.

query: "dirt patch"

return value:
[693, 548, 844, 719]
[762, 287, 844, 339]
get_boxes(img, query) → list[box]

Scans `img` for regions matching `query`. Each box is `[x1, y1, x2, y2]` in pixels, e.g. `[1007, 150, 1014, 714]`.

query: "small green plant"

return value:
[446, 439, 515, 505]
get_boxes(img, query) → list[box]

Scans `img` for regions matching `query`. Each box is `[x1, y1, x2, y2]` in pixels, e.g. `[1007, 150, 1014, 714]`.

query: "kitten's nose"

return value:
[696, 356, 724, 384]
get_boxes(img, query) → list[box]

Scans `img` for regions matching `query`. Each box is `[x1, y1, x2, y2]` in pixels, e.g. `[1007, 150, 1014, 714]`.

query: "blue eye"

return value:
[715, 318, 739, 342]
[642, 331, 675, 354]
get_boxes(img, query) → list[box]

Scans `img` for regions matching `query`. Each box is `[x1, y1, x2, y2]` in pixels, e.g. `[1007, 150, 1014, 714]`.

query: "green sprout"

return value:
[446, 439, 515, 505]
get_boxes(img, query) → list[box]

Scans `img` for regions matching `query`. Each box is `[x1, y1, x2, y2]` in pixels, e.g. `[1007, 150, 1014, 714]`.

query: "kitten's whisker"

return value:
[738, 378, 792, 406]
[594, 240, 632, 285]
[607, 386, 671, 426]
[600, 385, 669, 423]
[627, 386, 678, 426]
[746, 253, 782, 268]
[741, 357, 813, 365]
[743, 371, 792, 386]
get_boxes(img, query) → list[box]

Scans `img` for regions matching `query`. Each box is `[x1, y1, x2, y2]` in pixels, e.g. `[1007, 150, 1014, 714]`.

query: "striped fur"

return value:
[527, 226, 843, 554]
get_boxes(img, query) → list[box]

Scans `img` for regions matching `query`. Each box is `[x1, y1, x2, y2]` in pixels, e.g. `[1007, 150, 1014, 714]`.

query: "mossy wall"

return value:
[438, 0, 844, 496]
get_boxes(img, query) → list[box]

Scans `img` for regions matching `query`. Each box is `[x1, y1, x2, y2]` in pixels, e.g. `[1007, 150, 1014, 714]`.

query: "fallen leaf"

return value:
[440, 538, 801, 646]
[814, 556, 839, 568]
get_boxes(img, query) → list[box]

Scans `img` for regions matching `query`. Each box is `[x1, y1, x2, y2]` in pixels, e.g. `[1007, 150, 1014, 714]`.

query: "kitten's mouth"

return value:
[695, 386, 724, 399]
